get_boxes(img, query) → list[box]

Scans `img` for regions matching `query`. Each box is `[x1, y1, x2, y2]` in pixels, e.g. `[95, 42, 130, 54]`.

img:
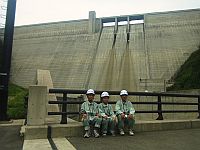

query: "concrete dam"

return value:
[10, 9, 200, 92]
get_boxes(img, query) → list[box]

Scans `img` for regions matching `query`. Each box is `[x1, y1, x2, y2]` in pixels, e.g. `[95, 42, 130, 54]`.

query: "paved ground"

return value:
[0, 123, 200, 150]
[68, 128, 200, 150]
[0, 125, 23, 150]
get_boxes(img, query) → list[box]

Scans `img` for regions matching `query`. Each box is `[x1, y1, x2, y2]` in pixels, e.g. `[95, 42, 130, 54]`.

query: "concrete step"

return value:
[23, 138, 76, 150]
[22, 119, 200, 140]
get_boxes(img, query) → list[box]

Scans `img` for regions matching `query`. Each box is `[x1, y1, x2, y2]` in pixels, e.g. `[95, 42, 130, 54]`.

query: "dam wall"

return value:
[10, 9, 200, 92]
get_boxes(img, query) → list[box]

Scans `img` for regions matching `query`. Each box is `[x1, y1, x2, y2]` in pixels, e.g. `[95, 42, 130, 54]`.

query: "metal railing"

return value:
[48, 89, 200, 124]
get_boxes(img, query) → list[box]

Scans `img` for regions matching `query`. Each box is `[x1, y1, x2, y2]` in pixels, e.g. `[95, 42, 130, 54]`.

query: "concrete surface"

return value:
[23, 118, 79, 140]
[22, 128, 200, 150]
[27, 85, 47, 125]
[0, 119, 24, 126]
[23, 125, 48, 140]
[22, 119, 200, 139]
[88, 11, 96, 33]
[0, 125, 23, 150]
[23, 138, 76, 150]
[9, 9, 200, 120]
[1, 119, 200, 150]
[10, 9, 200, 92]
[23, 139, 52, 150]
[52, 138, 76, 150]
[68, 128, 200, 150]
[50, 122, 83, 138]
[36, 69, 61, 124]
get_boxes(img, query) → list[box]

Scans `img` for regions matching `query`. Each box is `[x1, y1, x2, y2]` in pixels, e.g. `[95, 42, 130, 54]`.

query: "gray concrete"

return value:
[22, 119, 200, 139]
[88, 11, 97, 33]
[10, 9, 200, 92]
[9, 9, 200, 120]
[52, 138, 76, 150]
[11, 19, 97, 89]
[23, 125, 48, 140]
[36, 69, 61, 124]
[0, 125, 23, 150]
[68, 128, 200, 150]
[23, 118, 79, 140]
[50, 122, 83, 138]
[22, 138, 76, 150]
[27, 85, 47, 125]
[24, 125, 48, 140]
[22, 128, 200, 150]
[23, 139, 52, 150]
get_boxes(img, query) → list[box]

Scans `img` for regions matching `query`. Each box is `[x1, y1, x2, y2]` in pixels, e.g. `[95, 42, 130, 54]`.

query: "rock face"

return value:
[10, 9, 200, 92]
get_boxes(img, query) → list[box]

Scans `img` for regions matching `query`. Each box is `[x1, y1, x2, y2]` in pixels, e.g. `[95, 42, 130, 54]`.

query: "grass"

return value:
[7, 83, 28, 119]
[167, 46, 200, 91]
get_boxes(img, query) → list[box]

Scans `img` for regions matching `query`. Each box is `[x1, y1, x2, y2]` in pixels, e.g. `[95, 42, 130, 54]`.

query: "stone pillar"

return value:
[88, 11, 96, 33]
[127, 16, 130, 42]
[27, 85, 47, 125]
[127, 16, 130, 33]
[99, 19, 103, 31]
[114, 17, 118, 33]
[36, 69, 61, 124]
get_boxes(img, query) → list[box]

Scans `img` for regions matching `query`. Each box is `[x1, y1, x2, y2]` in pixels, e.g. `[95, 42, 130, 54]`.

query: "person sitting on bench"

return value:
[81, 89, 101, 138]
[99, 92, 116, 136]
[115, 90, 135, 136]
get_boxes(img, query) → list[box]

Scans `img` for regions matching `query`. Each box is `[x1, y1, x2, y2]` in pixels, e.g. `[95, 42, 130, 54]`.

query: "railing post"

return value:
[60, 93, 67, 124]
[198, 96, 200, 119]
[27, 86, 47, 125]
[24, 96, 28, 125]
[156, 95, 163, 120]
[78, 95, 84, 121]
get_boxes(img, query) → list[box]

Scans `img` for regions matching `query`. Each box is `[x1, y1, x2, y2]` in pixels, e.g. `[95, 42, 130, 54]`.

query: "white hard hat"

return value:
[101, 92, 109, 98]
[120, 90, 128, 96]
[86, 89, 95, 95]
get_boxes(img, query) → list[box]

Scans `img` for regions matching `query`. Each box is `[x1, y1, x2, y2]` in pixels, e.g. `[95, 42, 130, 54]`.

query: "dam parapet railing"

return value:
[47, 88, 200, 124]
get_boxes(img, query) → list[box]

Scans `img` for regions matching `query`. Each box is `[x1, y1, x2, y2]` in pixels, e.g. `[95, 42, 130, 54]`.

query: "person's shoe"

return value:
[102, 133, 107, 136]
[129, 129, 134, 136]
[119, 129, 125, 136]
[94, 129, 100, 138]
[110, 131, 116, 136]
[102, 131, 107, 136]
[84, 130, 90, 138]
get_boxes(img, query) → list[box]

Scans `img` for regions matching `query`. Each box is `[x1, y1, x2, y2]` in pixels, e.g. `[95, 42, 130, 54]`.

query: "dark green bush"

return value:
[167, 46, 200, 91]
[7, 84, 28, 119]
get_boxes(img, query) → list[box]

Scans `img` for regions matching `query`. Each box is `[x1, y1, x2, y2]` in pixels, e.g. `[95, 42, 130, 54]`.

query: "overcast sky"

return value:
[7, 0, 200, 26]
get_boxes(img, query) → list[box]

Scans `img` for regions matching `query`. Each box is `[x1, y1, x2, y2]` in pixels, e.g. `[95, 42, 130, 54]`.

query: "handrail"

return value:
[48, 88, 200, 124]
[49, 88, 199, 98]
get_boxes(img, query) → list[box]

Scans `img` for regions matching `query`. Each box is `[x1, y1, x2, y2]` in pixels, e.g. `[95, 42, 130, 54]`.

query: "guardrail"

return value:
[48, 89, 200, 124]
